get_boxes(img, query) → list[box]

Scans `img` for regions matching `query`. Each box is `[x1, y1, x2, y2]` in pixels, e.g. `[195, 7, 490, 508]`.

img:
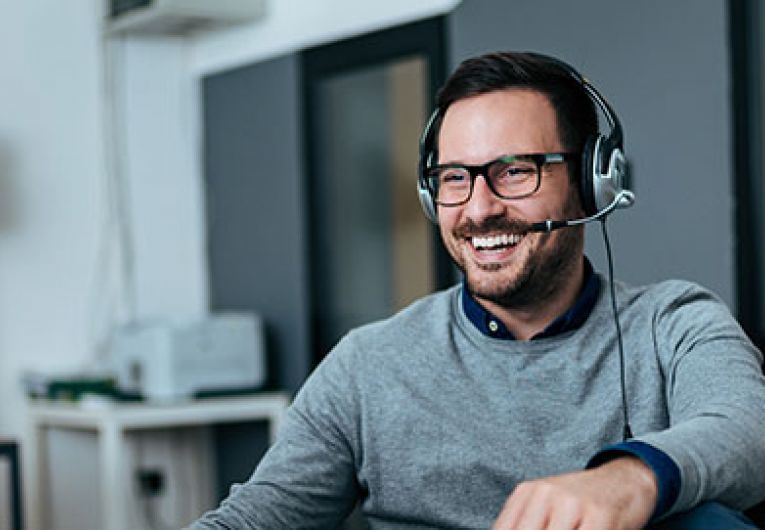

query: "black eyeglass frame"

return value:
[424, 152, 578, 206]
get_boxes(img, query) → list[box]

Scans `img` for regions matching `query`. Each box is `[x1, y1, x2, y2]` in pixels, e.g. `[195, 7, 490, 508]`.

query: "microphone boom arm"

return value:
[528, 190, 635, 233]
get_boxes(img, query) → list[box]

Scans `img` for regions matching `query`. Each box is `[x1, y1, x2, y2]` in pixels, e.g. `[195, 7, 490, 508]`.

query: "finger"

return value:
[493, 483, 533, 529]
[579, 511, 616, 530]
[496, 483, 552, 530]
[512, 495, 551, 530]
[546, 496, 582, 530]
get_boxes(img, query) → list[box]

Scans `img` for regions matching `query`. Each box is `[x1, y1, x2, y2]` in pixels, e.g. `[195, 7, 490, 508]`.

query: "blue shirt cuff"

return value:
[586, 440, 681, 520]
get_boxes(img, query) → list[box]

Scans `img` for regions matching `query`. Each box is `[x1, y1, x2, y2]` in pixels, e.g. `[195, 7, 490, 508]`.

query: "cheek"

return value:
[436, 209, 459, 235]
[438, 222, 458, 252]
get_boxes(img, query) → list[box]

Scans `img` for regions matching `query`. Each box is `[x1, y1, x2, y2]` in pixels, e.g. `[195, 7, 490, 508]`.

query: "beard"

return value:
[450, 193, 584, 310]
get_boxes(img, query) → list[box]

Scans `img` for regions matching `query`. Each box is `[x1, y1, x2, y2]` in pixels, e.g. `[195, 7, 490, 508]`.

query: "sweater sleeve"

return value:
[587, 440, 681, 520]
[636, 281, 765, 516]
[188, 335, 362, 529]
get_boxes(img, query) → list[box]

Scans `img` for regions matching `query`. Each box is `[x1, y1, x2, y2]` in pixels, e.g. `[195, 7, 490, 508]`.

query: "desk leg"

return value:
[8, 442, 23, 530]
[100, 423, 128, 530]
[27, 424, 48, 530]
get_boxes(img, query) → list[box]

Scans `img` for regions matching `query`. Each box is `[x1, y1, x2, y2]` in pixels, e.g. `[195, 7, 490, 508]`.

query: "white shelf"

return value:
[29, 393, 290, 431]
[27, 392, 290, 530]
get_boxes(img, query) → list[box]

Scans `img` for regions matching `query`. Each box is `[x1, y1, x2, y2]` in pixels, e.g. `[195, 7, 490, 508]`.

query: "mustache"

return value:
[453, 215, 533, 239]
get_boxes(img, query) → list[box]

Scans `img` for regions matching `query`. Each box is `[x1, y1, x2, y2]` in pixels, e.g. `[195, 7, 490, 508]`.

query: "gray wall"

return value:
[450, 0, 734, 306]
[203, 54, 310, 393]
[203, 55, 310, 499]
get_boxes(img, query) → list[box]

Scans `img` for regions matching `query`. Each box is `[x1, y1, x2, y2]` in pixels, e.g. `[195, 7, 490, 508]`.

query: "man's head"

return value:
[434, 52, 599, 195]
[429, 52, 599, 311]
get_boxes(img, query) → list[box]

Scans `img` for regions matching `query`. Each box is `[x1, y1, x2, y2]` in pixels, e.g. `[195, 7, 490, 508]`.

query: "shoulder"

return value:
[614, 277, 752, 358]
[610, 276, 727, 313]
[616, 278, 731, 319]
[344, 285, 460, 350]
[317, 285, 460, 376]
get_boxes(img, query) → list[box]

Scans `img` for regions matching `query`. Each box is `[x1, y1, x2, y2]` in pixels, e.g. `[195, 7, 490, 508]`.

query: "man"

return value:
[191, 52, 765, 529]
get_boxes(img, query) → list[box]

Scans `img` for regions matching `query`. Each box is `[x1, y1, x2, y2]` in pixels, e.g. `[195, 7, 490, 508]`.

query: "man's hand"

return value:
[492, 457, 658, 530]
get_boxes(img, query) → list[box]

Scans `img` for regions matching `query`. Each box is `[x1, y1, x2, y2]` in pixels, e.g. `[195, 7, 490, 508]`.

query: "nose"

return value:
[463, 174, 505, 221]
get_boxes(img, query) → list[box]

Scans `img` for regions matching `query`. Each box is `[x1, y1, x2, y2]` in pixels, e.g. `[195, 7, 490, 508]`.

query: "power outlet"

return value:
[136, 468, 165, 497]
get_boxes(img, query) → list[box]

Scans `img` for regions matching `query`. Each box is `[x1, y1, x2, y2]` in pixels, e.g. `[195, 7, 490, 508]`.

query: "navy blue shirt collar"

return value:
[461, 257, 601, 340]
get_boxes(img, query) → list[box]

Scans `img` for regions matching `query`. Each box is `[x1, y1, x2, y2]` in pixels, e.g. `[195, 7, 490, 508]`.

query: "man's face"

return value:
[436, 89, 584, 309]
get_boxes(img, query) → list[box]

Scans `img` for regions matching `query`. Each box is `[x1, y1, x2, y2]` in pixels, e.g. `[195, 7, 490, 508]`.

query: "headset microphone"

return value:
[527, 189, 635, 233]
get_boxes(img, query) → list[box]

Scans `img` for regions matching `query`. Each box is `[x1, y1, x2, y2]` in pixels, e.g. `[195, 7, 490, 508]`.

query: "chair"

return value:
[0, 439, 23, 530]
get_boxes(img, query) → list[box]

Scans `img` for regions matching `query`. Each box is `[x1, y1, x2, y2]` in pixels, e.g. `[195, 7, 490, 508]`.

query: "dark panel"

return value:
[203, 54, 310, 394]
[730, 0, 765, 350]
[212, 421, 270, 502]
[730, 1, 765, 523]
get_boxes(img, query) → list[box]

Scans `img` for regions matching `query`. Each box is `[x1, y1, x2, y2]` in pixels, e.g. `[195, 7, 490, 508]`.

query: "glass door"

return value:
[302, 17, 452, 364]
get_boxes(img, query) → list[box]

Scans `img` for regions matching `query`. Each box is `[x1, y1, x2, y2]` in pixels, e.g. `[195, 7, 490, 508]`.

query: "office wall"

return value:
[188, 0, 462, 76]
[0, 1, 106, 432]
[203, 55, 308, 394]
[0, 0, 109, 523]
[449, 0, 734, 306]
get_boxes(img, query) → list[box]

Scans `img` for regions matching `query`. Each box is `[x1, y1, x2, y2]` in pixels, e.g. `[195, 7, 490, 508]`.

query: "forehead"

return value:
[437, 89, 562, 164]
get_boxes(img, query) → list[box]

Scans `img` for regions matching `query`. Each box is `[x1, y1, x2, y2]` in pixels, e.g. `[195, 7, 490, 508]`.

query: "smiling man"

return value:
[191, 52, 765, 530]
[435, 89, 586, 340]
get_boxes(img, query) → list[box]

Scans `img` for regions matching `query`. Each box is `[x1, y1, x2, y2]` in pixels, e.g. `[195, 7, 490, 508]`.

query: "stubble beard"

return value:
[451, 195, 584, 311]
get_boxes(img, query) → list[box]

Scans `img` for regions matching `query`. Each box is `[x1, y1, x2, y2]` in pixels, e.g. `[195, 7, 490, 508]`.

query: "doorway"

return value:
[301, 17, 453, 364]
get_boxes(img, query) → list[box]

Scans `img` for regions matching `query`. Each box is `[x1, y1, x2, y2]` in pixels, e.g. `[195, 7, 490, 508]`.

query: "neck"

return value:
[475, 257, 586, 340]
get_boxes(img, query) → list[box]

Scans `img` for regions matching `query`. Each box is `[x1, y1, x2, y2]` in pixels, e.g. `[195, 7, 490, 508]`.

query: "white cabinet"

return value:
[27, 393, 290, 530]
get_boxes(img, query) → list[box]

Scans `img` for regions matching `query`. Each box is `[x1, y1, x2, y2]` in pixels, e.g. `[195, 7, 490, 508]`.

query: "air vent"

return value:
[106, 0, 265, 35]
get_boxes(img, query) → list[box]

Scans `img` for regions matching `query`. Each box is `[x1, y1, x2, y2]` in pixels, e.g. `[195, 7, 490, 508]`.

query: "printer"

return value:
[111, 312, 266, 401]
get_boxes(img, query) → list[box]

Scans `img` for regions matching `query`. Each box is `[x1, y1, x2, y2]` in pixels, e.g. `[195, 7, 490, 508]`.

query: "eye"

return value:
[494, 162, 536, 180]
[438, 168, 468, 184]
[508, 166, 536, 177]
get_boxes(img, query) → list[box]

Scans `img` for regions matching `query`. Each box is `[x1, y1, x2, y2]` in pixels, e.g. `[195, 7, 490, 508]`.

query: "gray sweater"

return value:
[192, 278, 765, 529]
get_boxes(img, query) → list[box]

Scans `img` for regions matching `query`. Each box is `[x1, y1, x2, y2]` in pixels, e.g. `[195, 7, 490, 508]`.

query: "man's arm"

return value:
[495, 281, 765, 529]
[189, 336, 363, 529]
[634, 282, 765, 513]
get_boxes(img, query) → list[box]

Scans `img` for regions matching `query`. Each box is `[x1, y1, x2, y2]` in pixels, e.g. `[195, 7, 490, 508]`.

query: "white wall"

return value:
[0, 0, 106, 433]
[189, 0, 462, 76]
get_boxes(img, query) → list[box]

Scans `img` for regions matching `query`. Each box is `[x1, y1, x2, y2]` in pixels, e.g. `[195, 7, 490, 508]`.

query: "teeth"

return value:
[472, 233, 523, 249]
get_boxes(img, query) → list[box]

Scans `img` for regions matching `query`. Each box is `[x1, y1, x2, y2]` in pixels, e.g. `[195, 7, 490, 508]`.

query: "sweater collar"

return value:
[461, 257, 600, 340]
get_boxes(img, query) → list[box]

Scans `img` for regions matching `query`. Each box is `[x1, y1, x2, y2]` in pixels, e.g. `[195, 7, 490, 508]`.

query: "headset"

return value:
[416, 52, 634, 226]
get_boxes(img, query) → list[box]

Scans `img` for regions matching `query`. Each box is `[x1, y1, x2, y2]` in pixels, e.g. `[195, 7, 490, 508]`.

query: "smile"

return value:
[471, 233, 524, 250]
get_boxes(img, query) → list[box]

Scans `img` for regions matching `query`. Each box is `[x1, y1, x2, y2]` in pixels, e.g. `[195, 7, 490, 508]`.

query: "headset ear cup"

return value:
[579, 136, 599, 216]
[417, 109, 441, 224]
[417, 178, 438, 224]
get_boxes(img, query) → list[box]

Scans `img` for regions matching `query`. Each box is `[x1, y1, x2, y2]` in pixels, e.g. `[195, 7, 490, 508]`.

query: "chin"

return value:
[465, 268, 528, 307]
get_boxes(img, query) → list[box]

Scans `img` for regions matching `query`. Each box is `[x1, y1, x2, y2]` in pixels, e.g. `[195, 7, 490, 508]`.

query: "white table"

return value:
[27, 393, 290, 530]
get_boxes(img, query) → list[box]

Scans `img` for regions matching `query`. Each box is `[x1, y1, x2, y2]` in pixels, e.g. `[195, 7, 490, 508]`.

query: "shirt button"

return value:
[488, 320, 499, 333]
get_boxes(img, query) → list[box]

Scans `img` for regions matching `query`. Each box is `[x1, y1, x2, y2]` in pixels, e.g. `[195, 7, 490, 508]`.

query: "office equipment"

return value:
[106, 0, 265, 34]
[111, 313, 267, 402]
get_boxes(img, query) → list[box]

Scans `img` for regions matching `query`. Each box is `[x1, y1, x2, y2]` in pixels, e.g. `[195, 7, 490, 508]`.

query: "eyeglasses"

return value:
[424, 152, 577, 206]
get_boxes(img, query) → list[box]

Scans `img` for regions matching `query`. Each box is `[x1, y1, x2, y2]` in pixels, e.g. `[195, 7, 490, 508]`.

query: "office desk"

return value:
[27, 393, 290, 530]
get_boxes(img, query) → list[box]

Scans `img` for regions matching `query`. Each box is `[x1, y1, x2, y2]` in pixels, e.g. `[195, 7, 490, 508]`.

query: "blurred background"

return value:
[0, 0, 763, 528]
